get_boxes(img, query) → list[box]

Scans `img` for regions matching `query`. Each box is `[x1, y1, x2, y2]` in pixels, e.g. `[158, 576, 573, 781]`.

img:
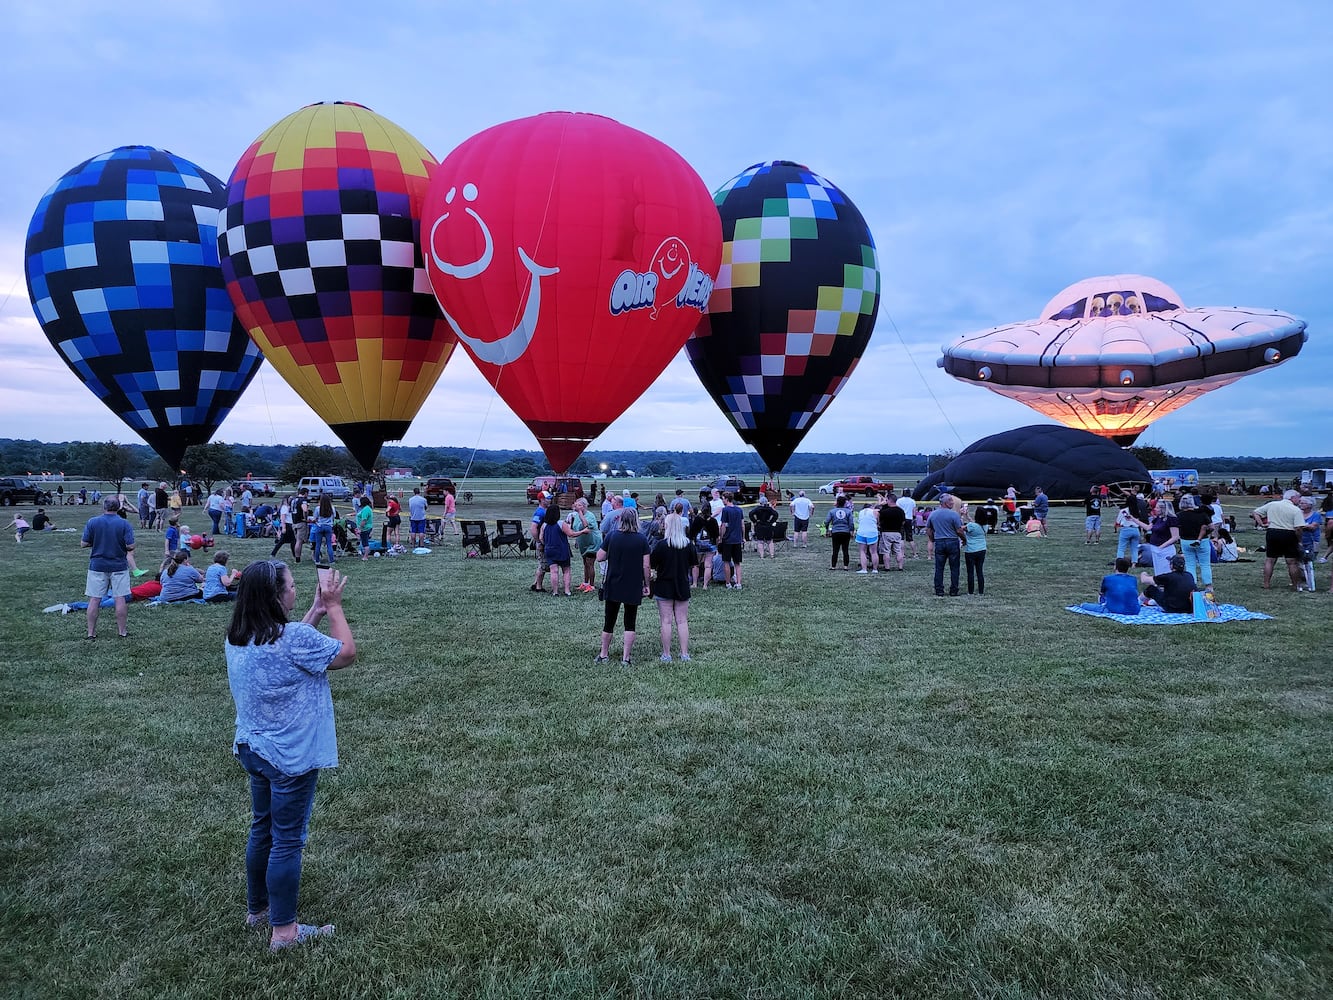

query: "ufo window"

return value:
[1141, 293, 1179, 313]
[1048, 297, 1087, 321]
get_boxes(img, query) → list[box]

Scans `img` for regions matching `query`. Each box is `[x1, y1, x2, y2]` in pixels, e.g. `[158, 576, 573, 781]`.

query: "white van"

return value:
[297, 475, 353, 500]
[1300, 469, 1331, 492]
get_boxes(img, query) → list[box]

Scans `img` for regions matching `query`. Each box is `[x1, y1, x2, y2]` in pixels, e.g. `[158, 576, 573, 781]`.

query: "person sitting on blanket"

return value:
[1081, 557, 1140, 615]
[1139, 554, 1196, 613]
[203, 550, 241, 602]
[159, 549, 204, 602]
[1211, 528, 1239, 563]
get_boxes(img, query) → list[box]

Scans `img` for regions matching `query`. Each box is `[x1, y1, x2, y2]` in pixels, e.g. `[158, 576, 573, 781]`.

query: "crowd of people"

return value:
[5, 472, 1323, 955]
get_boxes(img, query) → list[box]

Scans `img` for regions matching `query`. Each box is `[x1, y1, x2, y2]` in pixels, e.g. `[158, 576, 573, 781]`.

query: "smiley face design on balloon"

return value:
[646, 237, 690, 319]
[426, 182, 559, 366]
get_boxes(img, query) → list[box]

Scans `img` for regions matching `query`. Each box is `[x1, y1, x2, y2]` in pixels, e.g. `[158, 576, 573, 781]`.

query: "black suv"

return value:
[698, 477, 759, 504]
[424, 477, 457, 504]
[0, 477, 52, 506]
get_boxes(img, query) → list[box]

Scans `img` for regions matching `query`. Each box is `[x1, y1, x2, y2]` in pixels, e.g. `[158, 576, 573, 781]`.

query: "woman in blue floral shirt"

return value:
[226, 560, 357, 952]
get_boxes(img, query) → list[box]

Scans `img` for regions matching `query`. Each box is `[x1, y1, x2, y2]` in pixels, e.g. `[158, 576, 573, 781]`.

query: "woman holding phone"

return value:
[225, 560, 357, 952]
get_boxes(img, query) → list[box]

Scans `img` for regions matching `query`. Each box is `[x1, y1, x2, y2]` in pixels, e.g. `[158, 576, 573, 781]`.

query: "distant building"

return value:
[384, 467, 414, 479]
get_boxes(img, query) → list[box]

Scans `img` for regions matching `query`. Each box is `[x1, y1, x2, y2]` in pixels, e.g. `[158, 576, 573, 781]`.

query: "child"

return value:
[202, 551, 241, 602]
[9, 514, 30, 543]
[164, 517, 181, 555]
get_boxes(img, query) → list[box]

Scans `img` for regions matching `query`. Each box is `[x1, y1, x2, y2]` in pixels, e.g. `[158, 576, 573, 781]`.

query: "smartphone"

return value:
[315, 563, 332, 590]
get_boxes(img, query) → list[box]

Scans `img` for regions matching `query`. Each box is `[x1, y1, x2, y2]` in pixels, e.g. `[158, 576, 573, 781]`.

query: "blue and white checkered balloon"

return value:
[25, 146, 262, 467]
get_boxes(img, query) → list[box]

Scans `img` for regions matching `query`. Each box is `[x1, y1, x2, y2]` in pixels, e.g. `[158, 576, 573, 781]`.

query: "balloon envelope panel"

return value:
[911, 424, 1153, 501]
[25, 146, 262, 468]
[218, 102, 455, 468]
[686, 161, 880, 472]
[422, 112, 722, 474]
[939, 274, 1307, 445]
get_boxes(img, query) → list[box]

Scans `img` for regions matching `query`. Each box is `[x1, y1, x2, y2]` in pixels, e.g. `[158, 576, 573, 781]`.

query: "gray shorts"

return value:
[879, 531, 903, 559]
[87, 569, 132, 599]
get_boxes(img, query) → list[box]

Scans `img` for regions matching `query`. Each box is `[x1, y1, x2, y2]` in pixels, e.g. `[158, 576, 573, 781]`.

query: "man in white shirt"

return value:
[897, 492, 918, 559]
[789, 490, 814, 548]
[1253, 490, 1305, 590]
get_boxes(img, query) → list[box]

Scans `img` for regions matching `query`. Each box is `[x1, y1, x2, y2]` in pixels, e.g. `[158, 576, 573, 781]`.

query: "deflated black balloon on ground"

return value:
[912, 424, 1152, 501]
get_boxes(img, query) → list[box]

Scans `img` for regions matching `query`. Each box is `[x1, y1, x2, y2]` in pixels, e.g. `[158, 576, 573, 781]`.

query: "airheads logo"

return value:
[608, 237, 715, 319]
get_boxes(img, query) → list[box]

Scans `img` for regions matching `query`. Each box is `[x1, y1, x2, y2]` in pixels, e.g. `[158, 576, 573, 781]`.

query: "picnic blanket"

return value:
[1065, 603, 1272, 625]
[49, 596, 213, 612]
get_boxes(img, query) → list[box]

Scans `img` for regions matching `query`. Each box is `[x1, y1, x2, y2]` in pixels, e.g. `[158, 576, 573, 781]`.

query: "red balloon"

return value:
[190, 534, 204, 550]
[422, 113, 721, 472]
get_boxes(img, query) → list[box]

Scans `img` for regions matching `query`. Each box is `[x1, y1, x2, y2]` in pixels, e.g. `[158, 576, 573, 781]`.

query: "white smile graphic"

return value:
[429, 183, 558, 366]
[658, 255, 683, 280]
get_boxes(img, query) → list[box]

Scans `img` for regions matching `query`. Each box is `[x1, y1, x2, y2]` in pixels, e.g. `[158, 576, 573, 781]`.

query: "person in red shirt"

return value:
[384, 495, 402, 548]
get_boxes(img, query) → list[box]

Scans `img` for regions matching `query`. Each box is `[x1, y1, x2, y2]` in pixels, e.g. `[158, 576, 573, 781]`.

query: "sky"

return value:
[1, 2, 1329, 463]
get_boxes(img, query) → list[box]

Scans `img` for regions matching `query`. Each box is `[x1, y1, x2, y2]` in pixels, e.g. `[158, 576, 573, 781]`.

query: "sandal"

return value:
[593, 655, 609, 664]
[270, 922, 334, 952]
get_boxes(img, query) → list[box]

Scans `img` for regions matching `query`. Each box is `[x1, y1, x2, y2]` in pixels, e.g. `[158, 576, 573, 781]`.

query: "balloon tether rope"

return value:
[460, 121, 566, 482]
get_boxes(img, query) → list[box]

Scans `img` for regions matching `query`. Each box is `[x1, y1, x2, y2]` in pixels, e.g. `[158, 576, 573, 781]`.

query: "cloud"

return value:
[1, 2, 1329, 461]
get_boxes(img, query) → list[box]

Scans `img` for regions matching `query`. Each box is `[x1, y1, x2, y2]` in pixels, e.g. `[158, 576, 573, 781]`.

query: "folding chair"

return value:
[491, 518, 529, 557]
[460, 519, 492, 557]
[771, 521, 790, 553]
[424, 517, 442, 542]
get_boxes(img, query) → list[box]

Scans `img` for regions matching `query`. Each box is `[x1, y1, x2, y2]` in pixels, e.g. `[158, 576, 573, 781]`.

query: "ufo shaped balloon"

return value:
[937, 274, 1308, 445]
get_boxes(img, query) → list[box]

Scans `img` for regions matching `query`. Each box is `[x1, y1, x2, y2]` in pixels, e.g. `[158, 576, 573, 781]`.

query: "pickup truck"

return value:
[831, 475, 894, 497]
[698, 477, 761, 505]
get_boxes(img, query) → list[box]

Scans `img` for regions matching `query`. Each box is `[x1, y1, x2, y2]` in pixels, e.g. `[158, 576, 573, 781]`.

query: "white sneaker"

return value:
[857, 569, 868, 574]
[732, 584, 741, 591]
[660, 654, 672, 663]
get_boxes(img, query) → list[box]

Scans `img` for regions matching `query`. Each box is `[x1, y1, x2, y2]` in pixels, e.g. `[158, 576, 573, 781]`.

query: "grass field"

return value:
[1, 486, 1329, 999]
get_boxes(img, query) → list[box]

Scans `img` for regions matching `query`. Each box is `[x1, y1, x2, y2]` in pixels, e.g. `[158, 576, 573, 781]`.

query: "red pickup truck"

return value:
[832, 475, 894, 497]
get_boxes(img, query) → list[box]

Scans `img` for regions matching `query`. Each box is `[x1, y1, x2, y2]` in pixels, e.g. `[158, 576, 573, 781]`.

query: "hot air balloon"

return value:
[421, 112, 721, 473]
[910, 425, 1152, 501]
[685, 161, 881, 473]
[217, 102, 455, 469]
[24, 146, 262, 468]
[938, 274, 1308, 445]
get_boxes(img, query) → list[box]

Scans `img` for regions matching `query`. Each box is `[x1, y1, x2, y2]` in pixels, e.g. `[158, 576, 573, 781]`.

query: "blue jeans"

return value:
[209, 509, 222, 534]
[1116, 526, 1140, 564]
[309, 524, 335, 563]
[934, 539, 960, 595]
[1182, 539, 1212, 586]
[236, 744, 319, 927]
[965, 549, 986, 594]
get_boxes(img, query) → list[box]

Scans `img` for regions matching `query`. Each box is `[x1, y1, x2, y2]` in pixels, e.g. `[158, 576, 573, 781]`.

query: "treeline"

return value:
[0, 438, 936, 481]
[2, 437, 1329, 484]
